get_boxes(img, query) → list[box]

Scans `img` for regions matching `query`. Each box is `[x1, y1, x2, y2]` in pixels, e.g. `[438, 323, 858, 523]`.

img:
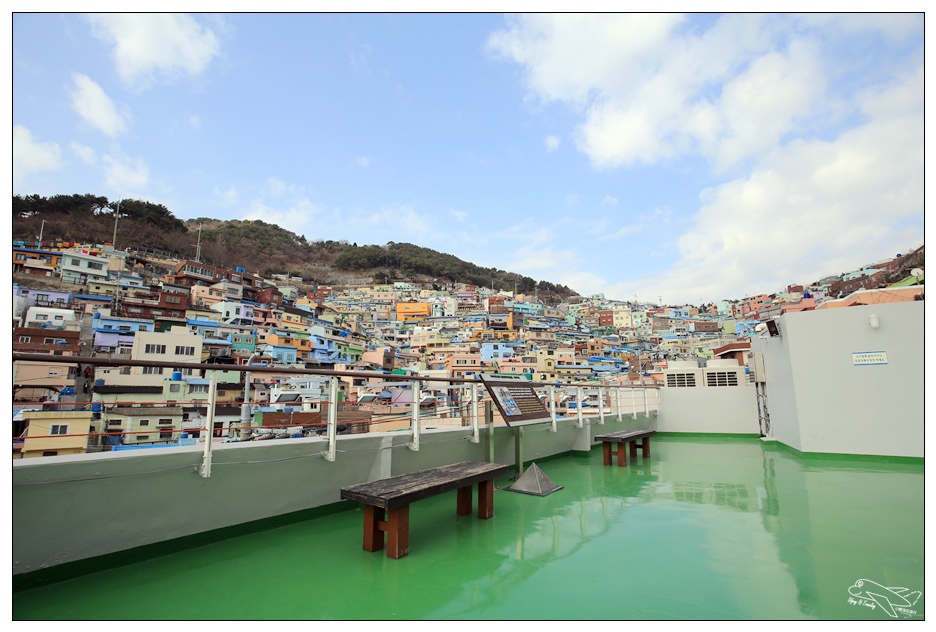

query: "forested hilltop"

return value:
[13, 194, 578, 300]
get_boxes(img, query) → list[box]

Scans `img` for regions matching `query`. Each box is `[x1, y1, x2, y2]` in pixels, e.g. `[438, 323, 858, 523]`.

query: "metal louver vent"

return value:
[666, 373, 697, 387]
[706, 371, 739, 387]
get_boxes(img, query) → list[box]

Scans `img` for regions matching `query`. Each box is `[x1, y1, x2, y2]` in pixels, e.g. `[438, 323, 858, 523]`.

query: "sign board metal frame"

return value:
[478, 374, 551, 428]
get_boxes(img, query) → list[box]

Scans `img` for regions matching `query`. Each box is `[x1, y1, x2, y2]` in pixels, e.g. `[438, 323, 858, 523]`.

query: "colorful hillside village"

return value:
[13, 240, 923, 458]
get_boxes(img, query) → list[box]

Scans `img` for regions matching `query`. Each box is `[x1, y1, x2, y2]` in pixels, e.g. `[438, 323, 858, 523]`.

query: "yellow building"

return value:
[395, 301, 431, 322]
[19, 411, 94, 458]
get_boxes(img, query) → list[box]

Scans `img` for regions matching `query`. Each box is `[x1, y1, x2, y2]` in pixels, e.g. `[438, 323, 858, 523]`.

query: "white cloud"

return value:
[103, 154, 149, 192]
[189, 114, 201, 128]
[566, 193, 578, 208]
[263, 176, 296, 197]
[69, 73, 130, 137]
[243, 197, 326, 230]
[351, 206, 432, 237]
[450, 209, 468, 222]
[488, 14, 837, 171]
[544, 135, 561, 151]
[69, 141, 96, 164]
[214, 185, 238, 205]
[13, 125, 62, 187]
[638, 66, 923, 303]
[87, 14, 221, 89]
[355, 156, 372, 167]
[600, 194, 618, 206]
[350, 44, 372, 72]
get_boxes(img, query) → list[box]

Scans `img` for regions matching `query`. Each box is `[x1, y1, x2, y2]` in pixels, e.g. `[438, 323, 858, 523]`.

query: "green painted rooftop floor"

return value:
[13, 436, 924, 620]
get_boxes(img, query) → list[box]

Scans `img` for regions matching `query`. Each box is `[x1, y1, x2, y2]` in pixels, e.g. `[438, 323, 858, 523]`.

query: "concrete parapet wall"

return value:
[13, 412, 653, 577]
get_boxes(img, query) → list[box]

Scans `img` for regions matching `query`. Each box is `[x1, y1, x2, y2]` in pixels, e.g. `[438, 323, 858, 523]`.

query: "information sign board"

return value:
[479, 374, 550, 427]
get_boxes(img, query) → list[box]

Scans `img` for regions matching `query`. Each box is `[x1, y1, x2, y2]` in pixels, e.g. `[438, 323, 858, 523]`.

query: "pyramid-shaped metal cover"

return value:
[506, 462, 563, 496]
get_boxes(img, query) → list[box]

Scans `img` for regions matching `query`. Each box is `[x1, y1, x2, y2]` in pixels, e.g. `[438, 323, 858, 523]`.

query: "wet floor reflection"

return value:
[14, 436, 924, 620]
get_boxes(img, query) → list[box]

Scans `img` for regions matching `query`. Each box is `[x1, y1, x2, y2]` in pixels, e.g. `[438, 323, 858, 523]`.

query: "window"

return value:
[145, 344, 166, 354]
[37, 293, 49, 302]
[158, 419, 173, 425]
[169, 384, 181, 392]
[108, 420, 122, 426]
[175, 346, 195, 356]
[142, 366, 163, 375]
[165, 295, 181, 304]
[87, 262, 104, 270]
[71, 258, 80, 266]
[139, 420, 150, 426]
[35, 314, 48, 321]
[118, 325, 132, 331]
[160, 431, 174, 440]
[50, 424, 68, 435]
[18, 336, 30, 343]
[189, 384, 209, 394]
[136, 435, 150, 441]
[42, 451, 59, 457]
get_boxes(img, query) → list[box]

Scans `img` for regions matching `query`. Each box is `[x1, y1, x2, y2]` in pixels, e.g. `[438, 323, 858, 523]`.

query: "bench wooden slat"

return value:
[340, 461, 510, 509]
[594, 430, 655, 443]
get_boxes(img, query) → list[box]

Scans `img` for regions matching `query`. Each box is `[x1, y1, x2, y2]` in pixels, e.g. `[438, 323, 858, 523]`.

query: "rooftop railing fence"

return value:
[13, 352, 659, 472]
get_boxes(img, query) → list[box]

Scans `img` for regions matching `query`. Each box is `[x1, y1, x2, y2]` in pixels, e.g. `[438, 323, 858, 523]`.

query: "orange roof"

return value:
[816, 286, 923, 309]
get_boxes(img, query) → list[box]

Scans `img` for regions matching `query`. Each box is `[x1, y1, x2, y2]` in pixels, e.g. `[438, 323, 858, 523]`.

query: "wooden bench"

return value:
[339, 461, 510, 559]
[594, 430, 656, 467]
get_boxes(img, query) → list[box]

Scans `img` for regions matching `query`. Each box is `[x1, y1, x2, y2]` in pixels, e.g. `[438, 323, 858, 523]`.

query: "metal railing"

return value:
[13, 352, 660, 474]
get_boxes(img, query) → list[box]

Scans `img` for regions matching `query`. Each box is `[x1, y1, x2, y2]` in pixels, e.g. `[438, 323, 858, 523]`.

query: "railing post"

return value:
[632, 387, 638, 420]
[615, 387, 621, 423]
[598, 387, 605, 425]
[484, 400, 494, 463]
[643, 388, 650, 418]
[469, 382, 480, 443]
[409, 379, 421, 451]
[548, 385, 557, 432]
[199, 369, 218, 478]
[324, 376, 338, 461]
[576, 386, 584, 428]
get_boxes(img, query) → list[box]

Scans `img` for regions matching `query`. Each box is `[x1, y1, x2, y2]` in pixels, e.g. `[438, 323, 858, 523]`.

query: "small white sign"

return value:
[852, 351, 887, 366]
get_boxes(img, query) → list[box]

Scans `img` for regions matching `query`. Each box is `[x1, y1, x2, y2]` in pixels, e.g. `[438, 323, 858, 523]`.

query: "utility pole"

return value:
[112, 199, 122, 250]
[194, 224, 203, 263]
[38, 219, 46, 245]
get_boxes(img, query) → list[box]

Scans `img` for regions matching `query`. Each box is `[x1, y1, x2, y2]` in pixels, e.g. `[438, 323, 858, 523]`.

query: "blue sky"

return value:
[12, 12, 925, 305]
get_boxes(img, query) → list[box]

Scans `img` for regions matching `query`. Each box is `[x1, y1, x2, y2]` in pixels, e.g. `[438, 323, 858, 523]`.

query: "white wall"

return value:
[757, 301, 923, 457]
[657, 384, 759, 434]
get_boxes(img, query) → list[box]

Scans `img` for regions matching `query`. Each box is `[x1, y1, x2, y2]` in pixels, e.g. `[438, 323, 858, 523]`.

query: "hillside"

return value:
[13, 194, 579, 300]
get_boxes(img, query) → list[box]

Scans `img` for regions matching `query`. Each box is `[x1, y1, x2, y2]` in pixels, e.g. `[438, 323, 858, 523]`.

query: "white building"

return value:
[22, 306, 78, 329]
[59, 251, 109, 285]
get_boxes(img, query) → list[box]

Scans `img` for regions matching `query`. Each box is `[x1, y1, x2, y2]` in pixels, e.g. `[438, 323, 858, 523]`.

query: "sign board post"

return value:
[479, 374, 557, 488]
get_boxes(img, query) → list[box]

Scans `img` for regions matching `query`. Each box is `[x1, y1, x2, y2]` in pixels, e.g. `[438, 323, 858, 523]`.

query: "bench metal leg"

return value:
[642, 437, 651, 458]
[602, 442, 612, 466]
[385, 505, 410, 559]
[457, 485, 472, 515]
[617, 442, 627, 467]
[363, 504, 384, 553]
[478, 479, 495, 519]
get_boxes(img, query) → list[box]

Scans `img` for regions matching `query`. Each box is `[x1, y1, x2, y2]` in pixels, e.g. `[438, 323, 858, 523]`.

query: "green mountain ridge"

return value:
[13, 194, 579, 300]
